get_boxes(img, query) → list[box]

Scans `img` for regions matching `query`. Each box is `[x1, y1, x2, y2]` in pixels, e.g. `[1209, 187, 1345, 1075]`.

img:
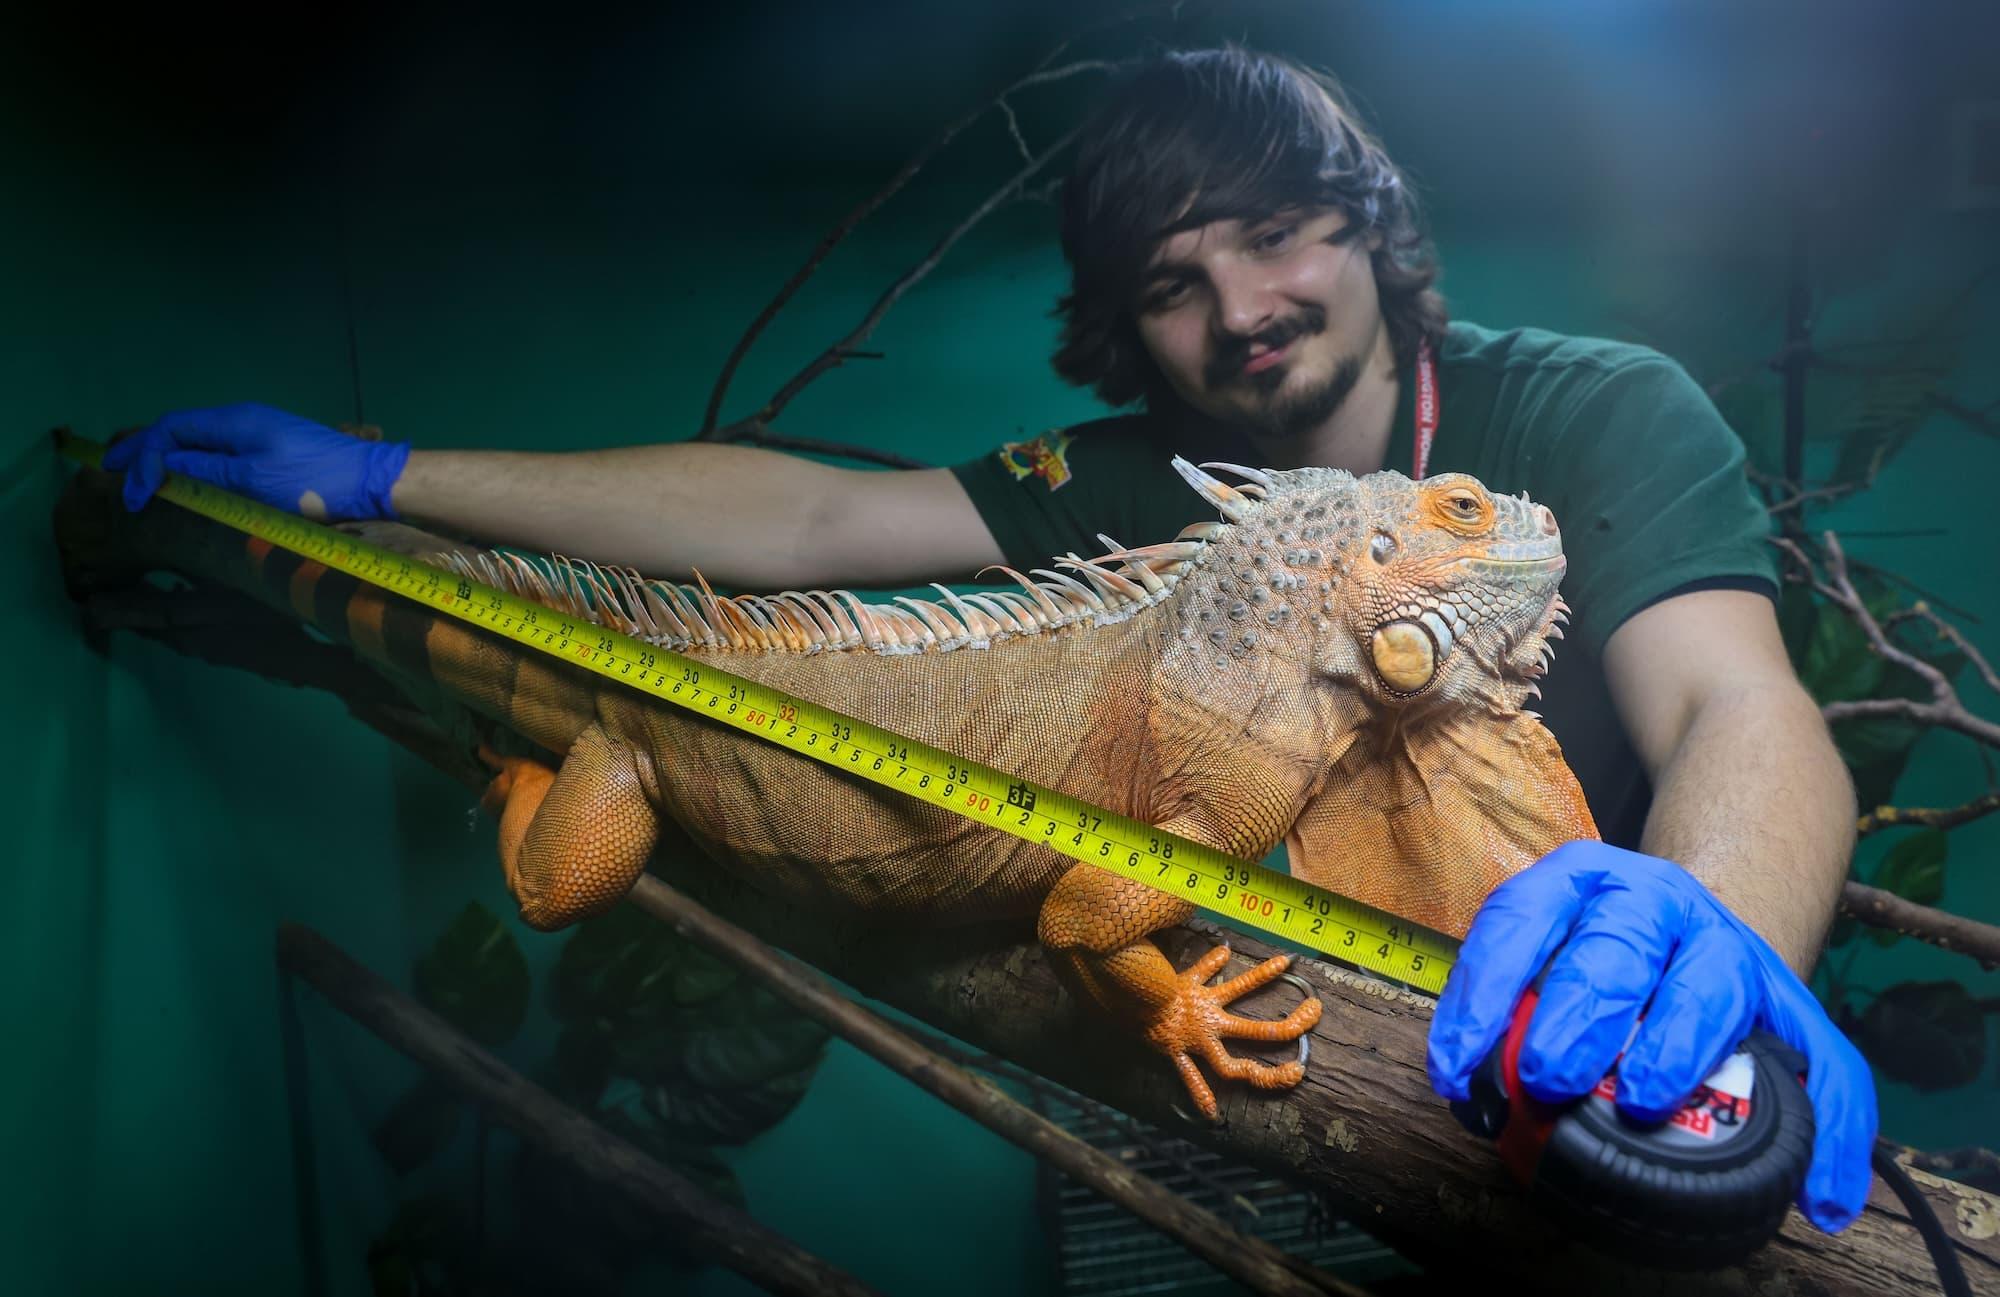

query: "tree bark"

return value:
[631, 834, 2000, 1297]
[53, 474, 2000, 1296]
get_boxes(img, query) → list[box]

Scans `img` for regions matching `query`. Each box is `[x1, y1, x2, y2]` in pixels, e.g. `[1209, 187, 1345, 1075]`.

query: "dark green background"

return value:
[5, 2, 1997, 1292]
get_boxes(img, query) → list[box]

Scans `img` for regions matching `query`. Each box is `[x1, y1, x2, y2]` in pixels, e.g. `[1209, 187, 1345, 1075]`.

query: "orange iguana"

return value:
[56, 453, 1596, 1119]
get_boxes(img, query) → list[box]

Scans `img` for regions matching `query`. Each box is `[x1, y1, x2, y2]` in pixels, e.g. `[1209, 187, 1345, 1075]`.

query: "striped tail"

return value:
[54, 467, 600, 759]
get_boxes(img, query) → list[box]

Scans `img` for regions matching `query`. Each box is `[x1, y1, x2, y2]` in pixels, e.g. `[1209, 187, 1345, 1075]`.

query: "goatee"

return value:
[1205, 304, 1362, 442]
[1235, 350, 1364, 442]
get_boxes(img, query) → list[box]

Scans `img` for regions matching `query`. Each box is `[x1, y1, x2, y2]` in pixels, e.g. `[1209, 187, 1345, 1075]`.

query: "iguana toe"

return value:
[1146, 947, 1322, 1121]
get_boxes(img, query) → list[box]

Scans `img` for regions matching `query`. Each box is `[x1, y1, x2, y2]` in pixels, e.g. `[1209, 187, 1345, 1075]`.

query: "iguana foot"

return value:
[1145, 944, 1322, 1121]
[476, 743, 558, 912]
[1038, 862, 1322, 1121]
[473, 727, 662, 930]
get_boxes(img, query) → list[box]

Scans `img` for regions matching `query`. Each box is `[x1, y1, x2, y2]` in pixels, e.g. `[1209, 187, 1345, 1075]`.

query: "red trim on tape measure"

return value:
[1495, 988, 1558, 1184]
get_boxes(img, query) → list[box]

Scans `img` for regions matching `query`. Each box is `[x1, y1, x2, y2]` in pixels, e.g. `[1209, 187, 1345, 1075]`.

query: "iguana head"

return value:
[1166, 459, 1595, 935]
[1169, 458, 1567, 718]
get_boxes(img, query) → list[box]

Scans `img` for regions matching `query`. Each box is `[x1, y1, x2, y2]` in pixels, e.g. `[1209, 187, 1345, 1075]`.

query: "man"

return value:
[107, 46, 1875, 1234]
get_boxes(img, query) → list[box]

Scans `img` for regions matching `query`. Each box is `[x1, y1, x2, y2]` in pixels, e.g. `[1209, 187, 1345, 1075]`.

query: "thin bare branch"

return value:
[715, 125, 1082, 440]
[889, 1017, 1278, 1226]
[696, 55, 1113, 438]
[1819, 696, 2000, 749]
[1858, 791, 2000, 836]
[726, 421, 933, 470]
[1772, 533, 2000, 750]
[624, 875, 1368, 1297]
[276, 922, 881, 1297]
[1848, 556, 1984, 624]
[997, 96, 1034, 163]
[1748, 465, 1869, 516]
[1898, 602, 2000, 696]
[1840, 882, 2000, 970]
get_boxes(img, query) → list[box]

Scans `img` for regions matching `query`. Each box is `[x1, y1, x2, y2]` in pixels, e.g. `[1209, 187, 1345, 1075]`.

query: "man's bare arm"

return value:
[1603, 588, 1857, 975]
[391, 443, 1007, 590]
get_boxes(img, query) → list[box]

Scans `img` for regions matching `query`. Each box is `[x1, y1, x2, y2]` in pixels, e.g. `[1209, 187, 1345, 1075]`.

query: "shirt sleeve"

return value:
[1540, 356, 1780, 659]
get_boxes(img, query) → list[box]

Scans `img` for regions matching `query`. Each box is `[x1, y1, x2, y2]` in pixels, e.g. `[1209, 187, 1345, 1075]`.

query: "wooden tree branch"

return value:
[56, 479, 1999, 1294]
[1859, 792, 2000, 836]
[1821, 695, 2000, 749]
[1749, 465, 1872, 516]
[629, 845, 2000, 1297]
[1841, 882, 2000, 970]
[273, 922, 881, 1297]
[61, 490, 1352, 1294]
[1890, 602, 2000, 698]
[625, 874, 1369, 1297]
[1774, 533, 2000, 750]
[1905, 1146, 2000, 1192]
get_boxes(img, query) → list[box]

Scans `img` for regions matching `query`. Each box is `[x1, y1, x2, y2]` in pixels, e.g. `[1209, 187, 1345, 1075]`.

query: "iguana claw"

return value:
[1147, 945, 1322, 1122]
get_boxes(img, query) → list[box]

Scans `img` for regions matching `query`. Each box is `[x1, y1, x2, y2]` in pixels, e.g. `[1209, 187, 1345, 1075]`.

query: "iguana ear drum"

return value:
[1371, 621, 1436, 692]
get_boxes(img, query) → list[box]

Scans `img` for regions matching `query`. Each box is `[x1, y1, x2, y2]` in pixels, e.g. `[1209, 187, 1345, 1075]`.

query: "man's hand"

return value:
[102, 403, 410, 521]
[1426, 840, 1878, 1234]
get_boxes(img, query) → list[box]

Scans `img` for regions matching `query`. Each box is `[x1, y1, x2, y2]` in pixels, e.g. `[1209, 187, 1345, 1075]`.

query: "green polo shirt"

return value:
[947, 320, 1778, 847]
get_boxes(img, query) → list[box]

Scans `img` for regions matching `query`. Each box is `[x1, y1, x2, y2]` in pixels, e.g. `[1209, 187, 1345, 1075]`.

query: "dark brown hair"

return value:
[1051, 45, 1448, 409]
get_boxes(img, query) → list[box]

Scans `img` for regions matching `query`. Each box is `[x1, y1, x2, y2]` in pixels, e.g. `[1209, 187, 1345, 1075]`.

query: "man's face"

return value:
[1132, 205, 1383, 442]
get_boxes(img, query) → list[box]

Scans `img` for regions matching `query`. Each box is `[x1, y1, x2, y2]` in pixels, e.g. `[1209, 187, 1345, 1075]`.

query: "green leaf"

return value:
[1845, 981, 1986, 1091]
[1829, 366, 1946, 488]
[1875, 828, 1948, 906]
[1777, 582, 1819, 669]
[550, 1023, 616, 1108]
[510, 1105, 745, 1278]
[366, 1194, 464, 1296]
[606, 978, 831, 1145]
[548, 892, 829, 1149]
[1832, 715, 1924, 770]
[1800, 602, 1883, 705]
[413, 901, 530, 1049]
[552, 903, 684, 1025]
[1809, 573, 1967, 808]
[672, 947, 741, 1006]
[371, 1073, 465, 1176]
[645, 1066, 822, 1146]
[679, 1007, 832, 1090]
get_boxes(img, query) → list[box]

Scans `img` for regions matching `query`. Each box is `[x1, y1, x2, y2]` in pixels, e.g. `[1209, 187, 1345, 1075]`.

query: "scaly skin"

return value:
[55, 456, 1597, 1119]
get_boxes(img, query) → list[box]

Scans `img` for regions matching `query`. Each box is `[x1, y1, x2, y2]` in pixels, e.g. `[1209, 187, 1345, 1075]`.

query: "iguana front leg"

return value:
[1037, 859, 1323, 1120]
[475, 723, 661, 930]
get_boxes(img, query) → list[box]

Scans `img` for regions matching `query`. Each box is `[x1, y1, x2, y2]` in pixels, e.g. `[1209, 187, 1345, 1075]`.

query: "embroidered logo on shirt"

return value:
[998, 429, 1075, 491]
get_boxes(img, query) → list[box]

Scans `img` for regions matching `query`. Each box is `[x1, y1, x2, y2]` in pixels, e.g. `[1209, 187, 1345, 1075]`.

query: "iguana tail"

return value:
[53, 466, 598, 760]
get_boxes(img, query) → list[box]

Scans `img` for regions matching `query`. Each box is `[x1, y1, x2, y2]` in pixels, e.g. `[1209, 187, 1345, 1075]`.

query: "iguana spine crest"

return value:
[431, 456, 1272, 657]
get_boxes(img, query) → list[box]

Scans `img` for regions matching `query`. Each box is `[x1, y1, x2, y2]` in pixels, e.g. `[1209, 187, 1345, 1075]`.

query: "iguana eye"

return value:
[1369, 533, 1397, 565]
[1429, 488, 1491, 532]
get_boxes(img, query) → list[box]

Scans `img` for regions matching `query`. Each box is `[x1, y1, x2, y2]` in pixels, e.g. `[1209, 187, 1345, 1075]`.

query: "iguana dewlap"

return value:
[59, 455, 1595, 1120]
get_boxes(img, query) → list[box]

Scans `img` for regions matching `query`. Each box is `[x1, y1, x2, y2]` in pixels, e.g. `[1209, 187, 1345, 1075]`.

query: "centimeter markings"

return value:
[62, 433, 1457, 994]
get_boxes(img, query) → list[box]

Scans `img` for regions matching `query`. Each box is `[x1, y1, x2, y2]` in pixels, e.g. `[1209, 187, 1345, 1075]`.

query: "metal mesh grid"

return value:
[1035, 1091, 1408, 1297]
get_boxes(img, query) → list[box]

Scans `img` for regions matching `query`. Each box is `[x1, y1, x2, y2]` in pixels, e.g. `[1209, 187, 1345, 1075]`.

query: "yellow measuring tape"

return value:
[61, 432, 1457, 994]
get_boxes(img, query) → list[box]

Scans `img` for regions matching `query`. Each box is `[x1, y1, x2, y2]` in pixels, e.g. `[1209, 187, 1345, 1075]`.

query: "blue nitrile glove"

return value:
[101, 403, 411, 521]
[1427, 839, 1877, 1234]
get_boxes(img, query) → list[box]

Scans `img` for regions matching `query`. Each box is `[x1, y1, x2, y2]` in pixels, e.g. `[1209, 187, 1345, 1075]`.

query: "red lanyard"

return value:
[1412, 339, 1439, 480]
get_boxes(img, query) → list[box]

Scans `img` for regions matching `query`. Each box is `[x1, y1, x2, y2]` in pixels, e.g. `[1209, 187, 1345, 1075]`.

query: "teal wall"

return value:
[5, 2, 1996, 1293]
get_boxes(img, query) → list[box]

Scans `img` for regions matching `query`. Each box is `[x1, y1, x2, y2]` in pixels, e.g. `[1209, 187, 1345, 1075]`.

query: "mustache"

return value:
[1206, 304, 1327, 387]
